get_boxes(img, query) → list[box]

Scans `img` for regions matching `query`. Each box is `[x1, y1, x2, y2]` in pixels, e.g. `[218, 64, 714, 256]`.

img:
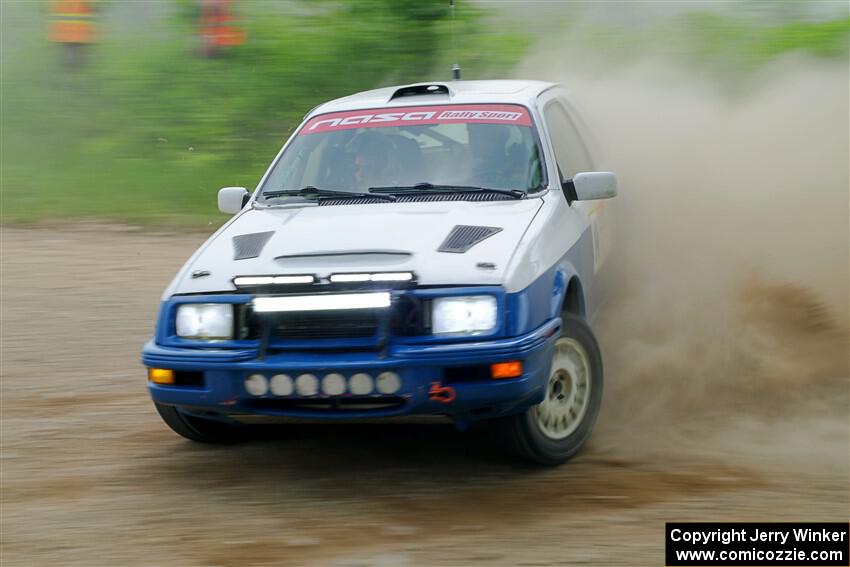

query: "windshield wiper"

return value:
[262, 186, 396, 201]
[369, 183, 525, 199]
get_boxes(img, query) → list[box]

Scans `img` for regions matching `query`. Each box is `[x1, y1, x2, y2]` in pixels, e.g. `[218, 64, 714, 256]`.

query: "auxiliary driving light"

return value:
[329, 271, 414, 284]
[295, 373, 319, 397]
[270, 374, 294, 396]
[234, 275, 316, 286]
[375, 371, 401, 395]
[322, 373, 346, 396]
[328, 273, 370, 283]
[148, 368, 175, 385]
[245, 374, 269, 396]
[349, 373, 374, 395]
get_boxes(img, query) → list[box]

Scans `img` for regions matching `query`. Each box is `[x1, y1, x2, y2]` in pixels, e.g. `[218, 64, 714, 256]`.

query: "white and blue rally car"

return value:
[142, 80, 617, 464]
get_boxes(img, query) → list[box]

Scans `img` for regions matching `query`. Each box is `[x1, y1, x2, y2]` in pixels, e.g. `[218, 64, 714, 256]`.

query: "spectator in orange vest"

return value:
[199, 0, 246, 58]
[49, 0, 97, 68]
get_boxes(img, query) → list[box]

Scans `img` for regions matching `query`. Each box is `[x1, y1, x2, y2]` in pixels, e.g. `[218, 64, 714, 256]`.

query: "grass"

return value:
[1, 3, 846, 227]
[0, 0, 529, 227]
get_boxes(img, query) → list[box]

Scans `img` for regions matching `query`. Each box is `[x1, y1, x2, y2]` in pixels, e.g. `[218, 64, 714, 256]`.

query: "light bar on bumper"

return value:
[252, 292, 391, 313]
[234, 275, 316, 286]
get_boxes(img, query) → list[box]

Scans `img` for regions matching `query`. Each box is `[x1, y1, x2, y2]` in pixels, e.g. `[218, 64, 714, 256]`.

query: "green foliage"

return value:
[0, 0, 530, 226]
[576, 10, 848, 74]
[3, 2, 845, 227]
[679, 11, 849, 68]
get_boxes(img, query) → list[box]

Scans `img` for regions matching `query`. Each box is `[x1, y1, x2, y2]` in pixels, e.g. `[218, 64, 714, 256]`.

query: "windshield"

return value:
[259, 104, 544, 200]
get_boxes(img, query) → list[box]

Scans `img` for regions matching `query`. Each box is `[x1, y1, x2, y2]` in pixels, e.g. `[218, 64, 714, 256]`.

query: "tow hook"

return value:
[428, 382, 456, 404]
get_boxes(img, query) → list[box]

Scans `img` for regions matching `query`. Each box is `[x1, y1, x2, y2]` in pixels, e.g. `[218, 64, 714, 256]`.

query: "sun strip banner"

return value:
[300, 104, 533, 134]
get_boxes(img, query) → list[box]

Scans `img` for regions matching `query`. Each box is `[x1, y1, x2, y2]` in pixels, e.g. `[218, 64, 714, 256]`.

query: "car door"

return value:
[539, 91, 613, 319]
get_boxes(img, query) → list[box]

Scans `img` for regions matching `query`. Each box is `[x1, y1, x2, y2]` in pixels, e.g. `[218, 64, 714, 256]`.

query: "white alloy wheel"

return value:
[533, 337, 592, 440]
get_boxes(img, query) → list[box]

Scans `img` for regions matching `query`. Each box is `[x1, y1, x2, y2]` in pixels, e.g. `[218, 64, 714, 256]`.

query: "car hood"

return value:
[165, 199, 543, 297]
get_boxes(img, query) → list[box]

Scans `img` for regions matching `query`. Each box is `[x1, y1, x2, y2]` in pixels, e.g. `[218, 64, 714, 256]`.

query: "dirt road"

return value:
[1, 226, 847, 567]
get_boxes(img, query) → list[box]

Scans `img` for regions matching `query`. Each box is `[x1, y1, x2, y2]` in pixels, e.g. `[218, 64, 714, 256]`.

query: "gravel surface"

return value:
[2, 226, 847, 567]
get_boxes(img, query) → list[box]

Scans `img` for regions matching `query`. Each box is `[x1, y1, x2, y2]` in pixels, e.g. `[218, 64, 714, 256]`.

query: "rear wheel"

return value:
[501, 314, 603, 465]
[154, 402, 244, 443]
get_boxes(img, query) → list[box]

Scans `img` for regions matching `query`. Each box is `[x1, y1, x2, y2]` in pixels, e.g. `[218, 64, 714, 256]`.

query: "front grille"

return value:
[271, 310, 379, 339]
[237, 295, 429, 343]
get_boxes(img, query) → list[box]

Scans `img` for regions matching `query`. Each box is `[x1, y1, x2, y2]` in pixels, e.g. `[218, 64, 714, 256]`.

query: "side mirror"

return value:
[218, 187, 250, 214]
[567, 172, 618, 201]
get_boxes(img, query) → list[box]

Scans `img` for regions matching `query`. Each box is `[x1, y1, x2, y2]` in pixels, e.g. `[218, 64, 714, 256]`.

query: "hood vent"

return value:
[232, 231, 275, 260]
[438, 225, 503, 254]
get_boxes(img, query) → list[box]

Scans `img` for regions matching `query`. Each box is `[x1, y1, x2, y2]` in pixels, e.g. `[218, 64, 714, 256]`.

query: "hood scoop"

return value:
[437, 225, 503, 254]
[275, 251, 412, 269]
[232, 231, 275, 260]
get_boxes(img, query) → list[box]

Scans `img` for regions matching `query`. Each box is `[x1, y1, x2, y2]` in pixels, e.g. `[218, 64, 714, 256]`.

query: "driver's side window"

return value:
[543, 101, 592, 181]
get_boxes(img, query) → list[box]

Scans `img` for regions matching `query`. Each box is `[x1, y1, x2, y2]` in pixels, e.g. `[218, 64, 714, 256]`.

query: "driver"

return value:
[348, 132, 393, 190]
[467, 123, 524, 189]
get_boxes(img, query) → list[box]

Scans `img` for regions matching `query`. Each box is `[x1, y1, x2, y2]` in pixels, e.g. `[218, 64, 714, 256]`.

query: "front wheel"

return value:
[154, 402, 245, 443]
[500, 314, 603, 465]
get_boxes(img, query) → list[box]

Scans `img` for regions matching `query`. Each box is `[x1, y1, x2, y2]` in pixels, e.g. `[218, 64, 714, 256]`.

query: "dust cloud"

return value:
[517, 52, 849, 471]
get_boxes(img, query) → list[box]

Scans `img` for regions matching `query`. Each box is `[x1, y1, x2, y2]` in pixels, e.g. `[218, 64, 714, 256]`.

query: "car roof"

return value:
[307, 80, 559, 117]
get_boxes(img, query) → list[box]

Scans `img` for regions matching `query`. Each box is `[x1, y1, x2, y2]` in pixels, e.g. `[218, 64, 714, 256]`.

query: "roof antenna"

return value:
[449, 0, 461, 80]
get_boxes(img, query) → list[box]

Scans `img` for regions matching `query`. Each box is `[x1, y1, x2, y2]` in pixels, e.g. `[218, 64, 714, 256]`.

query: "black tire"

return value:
[500, 314, 603, 465]
[154, 402, 245, 443]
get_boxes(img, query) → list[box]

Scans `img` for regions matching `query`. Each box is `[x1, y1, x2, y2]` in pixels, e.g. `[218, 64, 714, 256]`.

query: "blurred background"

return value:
[2, 0, 531, 224]
[1, 0, 847, 225]
[1, 2, 848, 566]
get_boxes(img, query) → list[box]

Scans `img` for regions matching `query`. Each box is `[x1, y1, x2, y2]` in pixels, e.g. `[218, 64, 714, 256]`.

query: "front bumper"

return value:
[142, 317, 560, 422]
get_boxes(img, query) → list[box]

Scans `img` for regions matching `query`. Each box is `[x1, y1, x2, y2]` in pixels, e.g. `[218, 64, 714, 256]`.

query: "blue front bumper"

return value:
[142, 317, 560, 422]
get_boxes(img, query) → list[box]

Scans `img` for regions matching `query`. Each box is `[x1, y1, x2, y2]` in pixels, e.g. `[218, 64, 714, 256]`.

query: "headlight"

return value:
[432, 295, 497, 335]
[175, 303, 234, 339]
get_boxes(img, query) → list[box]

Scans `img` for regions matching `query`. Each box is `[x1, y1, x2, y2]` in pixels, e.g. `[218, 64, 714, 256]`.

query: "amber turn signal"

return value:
[491, 360, 523, 379]
[148, 368, 175, 385]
